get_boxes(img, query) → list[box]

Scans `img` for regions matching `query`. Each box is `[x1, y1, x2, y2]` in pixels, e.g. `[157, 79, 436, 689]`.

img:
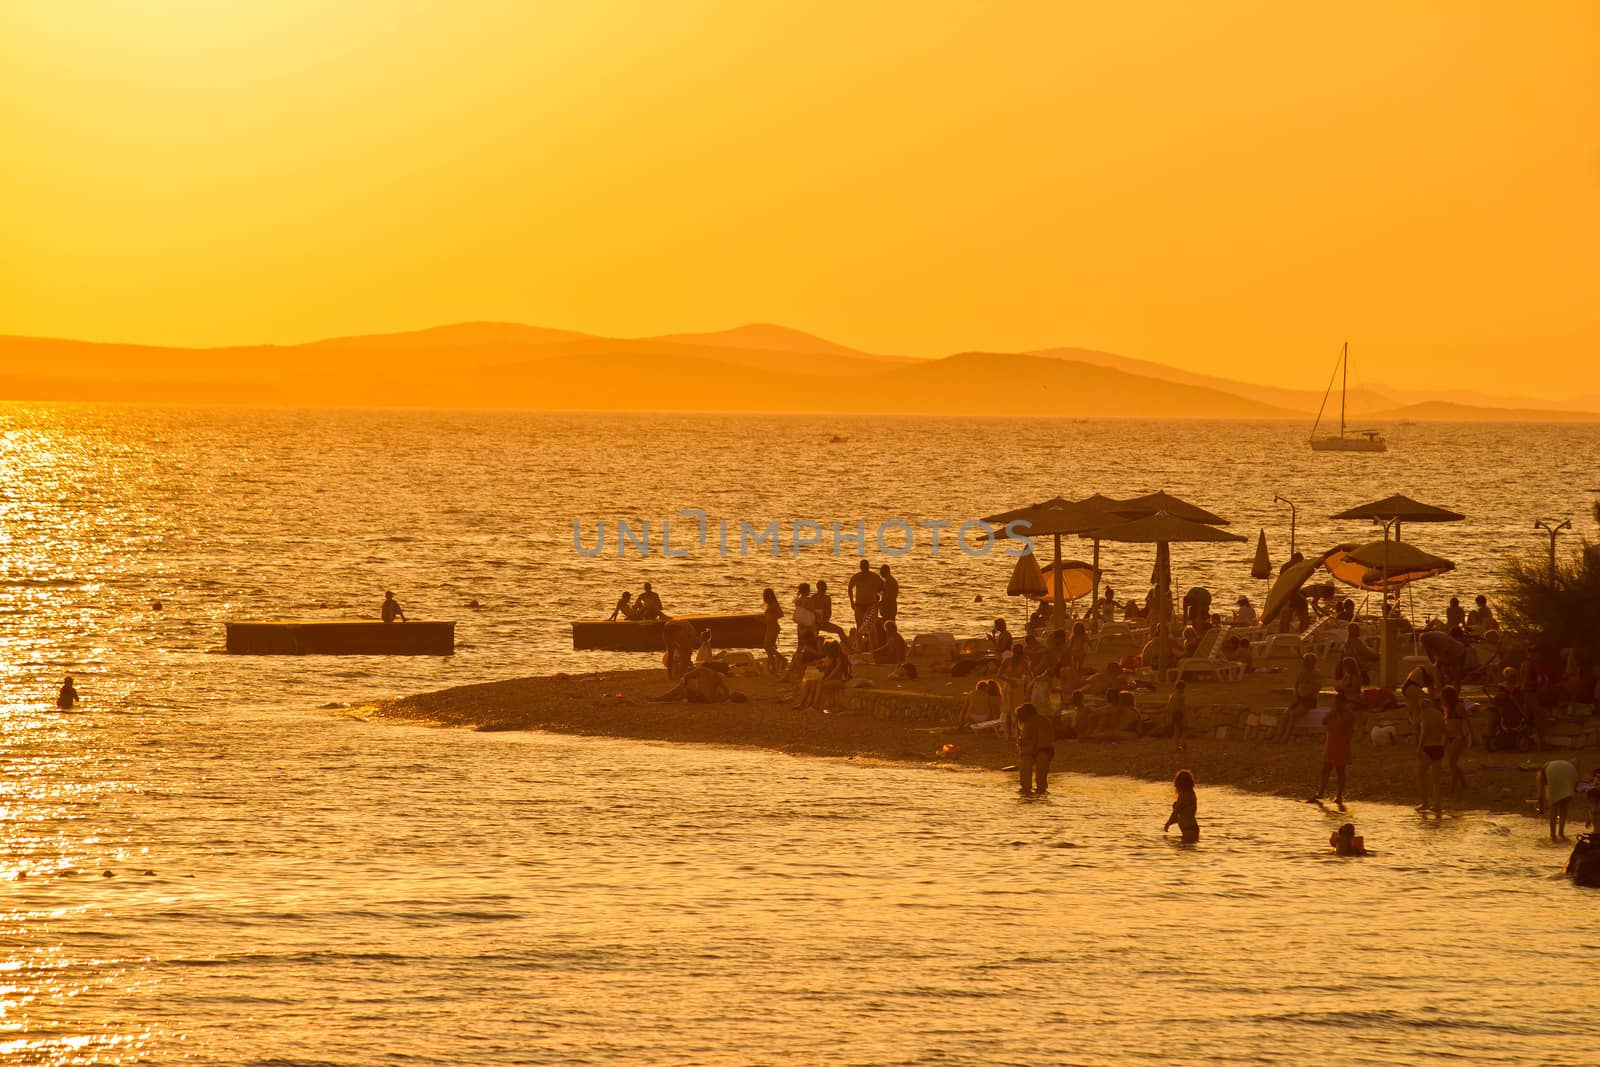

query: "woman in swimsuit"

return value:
[1318, 671, 1356, 806]
[1440, 684, 1472, 797]
[1164, 769, 1199, 844]
[1415, 679, 1446, 813]
[760, 587, 785, 674]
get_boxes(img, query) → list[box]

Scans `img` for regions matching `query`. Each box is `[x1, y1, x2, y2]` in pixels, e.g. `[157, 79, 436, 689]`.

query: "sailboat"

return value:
[1310, 341, 1386, 453]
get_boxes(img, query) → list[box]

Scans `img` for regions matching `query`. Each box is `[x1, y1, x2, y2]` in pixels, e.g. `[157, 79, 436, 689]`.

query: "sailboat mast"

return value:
[1339, 340, 1348, 437]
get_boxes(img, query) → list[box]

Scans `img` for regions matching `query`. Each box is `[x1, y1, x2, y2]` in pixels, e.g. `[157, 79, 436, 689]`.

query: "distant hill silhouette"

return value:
[645, 324, 900, 361]
[313, 322, 594, 349]
[1363, 400, 1600, 422]
[1, 323, 1594, 419]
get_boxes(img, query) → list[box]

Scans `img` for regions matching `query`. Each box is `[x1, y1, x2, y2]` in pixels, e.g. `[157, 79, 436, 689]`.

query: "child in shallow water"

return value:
[1330, 823, 1369, 856]
[1163, 769, 1199, 843]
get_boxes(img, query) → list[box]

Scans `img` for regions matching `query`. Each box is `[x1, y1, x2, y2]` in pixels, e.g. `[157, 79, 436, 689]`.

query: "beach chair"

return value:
[1172, 627, 1244, 683]
[1251, 632, 1305, 662]
[1090, 621, 1133, 652]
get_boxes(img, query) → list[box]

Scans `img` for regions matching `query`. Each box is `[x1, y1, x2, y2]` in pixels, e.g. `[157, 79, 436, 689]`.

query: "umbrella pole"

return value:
[1091, 539, 1101, 625]
[1052, 533, 1066, 636]
[1380, 521, 1392, 686]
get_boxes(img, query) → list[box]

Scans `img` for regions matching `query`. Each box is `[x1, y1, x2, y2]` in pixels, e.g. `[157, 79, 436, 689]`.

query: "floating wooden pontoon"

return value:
[571, 614, 766, 652]
[225, 620, 455, 656]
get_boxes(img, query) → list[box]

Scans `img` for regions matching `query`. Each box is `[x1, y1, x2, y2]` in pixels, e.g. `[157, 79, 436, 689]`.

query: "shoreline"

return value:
[370, 668, 1578, 819]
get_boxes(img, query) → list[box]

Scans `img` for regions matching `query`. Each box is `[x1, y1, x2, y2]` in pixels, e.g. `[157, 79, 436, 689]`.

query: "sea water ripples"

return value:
[1, 404, 1594, 1064]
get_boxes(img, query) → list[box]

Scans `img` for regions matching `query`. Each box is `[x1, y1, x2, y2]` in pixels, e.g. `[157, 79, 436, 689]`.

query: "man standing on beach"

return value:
[848, 559, 883, 627]
[878, 564, 899, 622]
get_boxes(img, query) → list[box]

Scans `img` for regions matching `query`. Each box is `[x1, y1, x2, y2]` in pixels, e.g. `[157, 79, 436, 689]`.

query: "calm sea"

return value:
[2, 404, 1594, 1065]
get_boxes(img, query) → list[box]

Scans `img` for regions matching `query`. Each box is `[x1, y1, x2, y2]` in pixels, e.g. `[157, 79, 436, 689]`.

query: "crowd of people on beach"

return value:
[611, 559, 1597, 853]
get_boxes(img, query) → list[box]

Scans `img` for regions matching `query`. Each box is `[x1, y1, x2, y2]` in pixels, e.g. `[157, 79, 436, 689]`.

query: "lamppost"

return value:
[1533, 517, 1571, 582]
[1274, 493, 1298, 557]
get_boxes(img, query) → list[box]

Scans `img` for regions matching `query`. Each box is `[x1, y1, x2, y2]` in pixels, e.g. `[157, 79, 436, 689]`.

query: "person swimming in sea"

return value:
[1330, 823, 1370, 856]
[57, 675, 78, 710]
[1163, 769, 1199, 843]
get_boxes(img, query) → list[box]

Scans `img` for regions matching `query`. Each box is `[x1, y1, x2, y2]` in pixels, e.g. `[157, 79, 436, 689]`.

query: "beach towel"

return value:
[1544, 760, 1579, 805]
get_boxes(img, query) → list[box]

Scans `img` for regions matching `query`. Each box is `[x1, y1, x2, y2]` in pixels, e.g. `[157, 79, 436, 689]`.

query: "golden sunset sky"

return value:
[2, 1, 1596, 396]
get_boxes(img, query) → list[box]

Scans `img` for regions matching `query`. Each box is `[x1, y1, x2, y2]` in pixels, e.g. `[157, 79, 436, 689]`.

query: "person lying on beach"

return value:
[1077, 691, 1142, 742]
[57, 675, 78, 710]
[651, 665, 740, 704]
[1078, 661, 1127, 704]
[1330, 823, 1369, 856]
[1164, 769, 1199, 843]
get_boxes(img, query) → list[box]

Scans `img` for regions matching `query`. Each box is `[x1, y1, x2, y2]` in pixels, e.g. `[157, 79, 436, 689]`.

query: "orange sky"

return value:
[2, 1, 1597, 398]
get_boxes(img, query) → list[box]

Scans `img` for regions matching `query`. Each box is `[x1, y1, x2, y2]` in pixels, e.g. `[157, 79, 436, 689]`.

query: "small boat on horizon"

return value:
[1310, 341, 1387, 453]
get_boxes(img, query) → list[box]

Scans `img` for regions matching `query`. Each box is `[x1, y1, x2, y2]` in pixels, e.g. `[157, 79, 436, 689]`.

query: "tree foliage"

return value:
[1496, 521, 1600, 671]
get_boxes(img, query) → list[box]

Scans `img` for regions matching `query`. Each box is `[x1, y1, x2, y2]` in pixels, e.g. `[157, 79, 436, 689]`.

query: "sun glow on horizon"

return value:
[1, 1, 1597, 398]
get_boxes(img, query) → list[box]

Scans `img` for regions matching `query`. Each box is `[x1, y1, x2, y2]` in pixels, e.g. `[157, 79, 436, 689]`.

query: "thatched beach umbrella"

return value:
[1087, 512, 1247, 680]
[1113, 490, 1230, 526]
[984, 496, 1121, 634]
[1331, 494, 1464, 541]
[1071, 493, 1130, 614]
[1331, 494, 1464, 681]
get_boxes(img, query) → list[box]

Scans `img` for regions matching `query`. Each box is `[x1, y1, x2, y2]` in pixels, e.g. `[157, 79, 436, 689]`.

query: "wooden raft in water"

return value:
[225, 620, 456, 656]
[571, 614, 766, 652]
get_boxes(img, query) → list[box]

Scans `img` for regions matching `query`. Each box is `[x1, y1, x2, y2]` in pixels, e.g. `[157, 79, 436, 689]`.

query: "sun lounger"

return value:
[1172, 627, 1244, 683]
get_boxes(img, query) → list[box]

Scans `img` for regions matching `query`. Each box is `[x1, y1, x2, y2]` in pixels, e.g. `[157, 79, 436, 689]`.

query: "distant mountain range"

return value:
[1, 322, 1596, 420]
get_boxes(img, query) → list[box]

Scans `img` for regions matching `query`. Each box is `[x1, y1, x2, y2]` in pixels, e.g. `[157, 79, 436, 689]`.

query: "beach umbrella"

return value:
[1034, 559, 1096, 603]
[1250, 529, 1273, 580]
[1328, 540, 1455, 592]
[1071, 493, 1130, 616]
[984, 496, 1121, 633]
[1087, 512, 1247, 680]
[1112, 490, 1230, 526]
[1331, 494, 1464, 681]
[1261, 552, 1326, 627]
[1006, 549, 1047, 597]
[1330, 494, 1464, 540]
